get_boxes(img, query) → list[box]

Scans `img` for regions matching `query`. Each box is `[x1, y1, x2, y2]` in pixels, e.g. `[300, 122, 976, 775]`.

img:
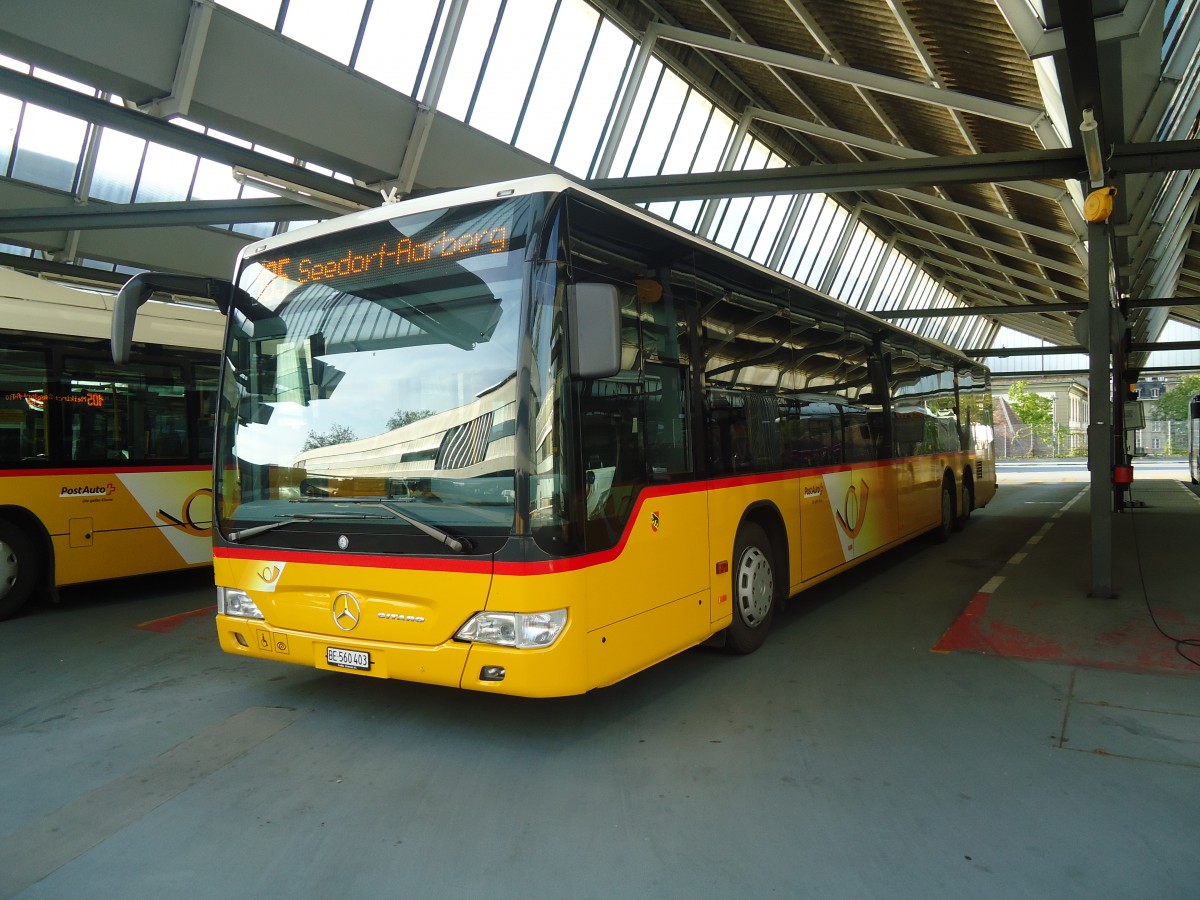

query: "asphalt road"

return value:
[1, 477, 1196, 899]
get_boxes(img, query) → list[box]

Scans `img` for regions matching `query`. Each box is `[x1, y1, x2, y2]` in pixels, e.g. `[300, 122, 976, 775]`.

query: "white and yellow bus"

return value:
[0, 267, 223, 619]
[114, 174, 996, 696]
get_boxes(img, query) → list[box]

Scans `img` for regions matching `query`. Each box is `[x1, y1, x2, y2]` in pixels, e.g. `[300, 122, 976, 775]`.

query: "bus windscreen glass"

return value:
[217, 197, 533, 544]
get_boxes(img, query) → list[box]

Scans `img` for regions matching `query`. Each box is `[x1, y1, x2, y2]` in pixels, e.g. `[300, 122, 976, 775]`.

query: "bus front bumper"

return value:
[216, 614, 589, 697]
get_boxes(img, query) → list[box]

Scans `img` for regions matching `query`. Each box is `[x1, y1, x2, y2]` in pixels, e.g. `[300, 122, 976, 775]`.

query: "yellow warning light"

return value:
[635, 278, 663, 304]
[1084, 186, 1117, 223]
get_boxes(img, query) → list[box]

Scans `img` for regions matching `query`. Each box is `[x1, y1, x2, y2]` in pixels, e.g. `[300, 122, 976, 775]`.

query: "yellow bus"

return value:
[0, 267, 223, 619]
[113, 174, 996, 696]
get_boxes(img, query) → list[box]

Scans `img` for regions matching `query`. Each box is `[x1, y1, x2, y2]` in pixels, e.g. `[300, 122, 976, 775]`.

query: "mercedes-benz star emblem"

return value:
[332, 592, 361, 631]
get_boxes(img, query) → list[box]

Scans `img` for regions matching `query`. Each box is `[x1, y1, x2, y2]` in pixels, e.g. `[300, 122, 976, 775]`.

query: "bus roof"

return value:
[0, 265, 224, 351]
[236, 174, 985, 373]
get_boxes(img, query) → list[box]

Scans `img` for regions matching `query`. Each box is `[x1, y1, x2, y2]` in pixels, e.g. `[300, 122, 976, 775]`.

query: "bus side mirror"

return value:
[567, 283, 621, 380]
[112, 272, 236, 364]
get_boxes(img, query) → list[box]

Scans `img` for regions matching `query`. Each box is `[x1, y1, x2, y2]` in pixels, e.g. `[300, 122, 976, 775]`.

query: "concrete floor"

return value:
[1, 463, 1197, 899]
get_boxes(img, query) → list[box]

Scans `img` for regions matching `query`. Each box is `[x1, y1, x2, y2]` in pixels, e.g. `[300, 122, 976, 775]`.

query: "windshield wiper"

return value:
[226, 511, 377, 542]
[291, 498, 473, 554]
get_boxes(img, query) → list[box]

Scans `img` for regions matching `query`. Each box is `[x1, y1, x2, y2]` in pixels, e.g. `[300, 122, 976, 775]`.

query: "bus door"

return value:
[569, 256, 707, 634]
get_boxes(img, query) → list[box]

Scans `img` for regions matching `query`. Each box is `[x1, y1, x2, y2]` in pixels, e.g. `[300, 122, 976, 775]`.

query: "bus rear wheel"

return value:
[934, 481, 955, 543]
[726, 522, 776, 654]
[954, 478, 974, 531]
[0, 520, 38, 620]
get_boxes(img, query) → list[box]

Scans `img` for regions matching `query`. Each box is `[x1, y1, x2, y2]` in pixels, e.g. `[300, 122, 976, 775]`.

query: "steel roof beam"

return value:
[889, 187, 1079, 247]
[653, 24, 1047, 128]
[0, 250, 128, 286]
[590, 147, 1084, 201]
[892, 233, 1088, 299]
[969, 340, 1200, 357]
[743, 106, 1087, 236]
[859, 203, 1084, 278]
[941, 270, 1073, 308]
[874, 302, 1088, 319]
[0, 198, 315, 231]
[997, 0, 1157, 60]
[593, 139, 1200, 204]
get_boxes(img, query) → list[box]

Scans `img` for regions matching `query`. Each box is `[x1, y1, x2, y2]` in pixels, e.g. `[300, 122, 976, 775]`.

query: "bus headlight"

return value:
[455, 609, 567, 648]
[218, 586, 264, 620]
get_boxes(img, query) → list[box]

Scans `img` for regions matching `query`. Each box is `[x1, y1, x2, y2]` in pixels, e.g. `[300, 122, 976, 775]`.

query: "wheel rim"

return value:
[0, 540, 17, 599]
[734, 544, 773, 628]
[942, 488, 952, 527]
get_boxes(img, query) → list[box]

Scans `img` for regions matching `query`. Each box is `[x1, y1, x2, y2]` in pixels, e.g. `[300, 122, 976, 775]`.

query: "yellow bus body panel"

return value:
[213, 453, 995, 697]
[1, 467, 212, 586]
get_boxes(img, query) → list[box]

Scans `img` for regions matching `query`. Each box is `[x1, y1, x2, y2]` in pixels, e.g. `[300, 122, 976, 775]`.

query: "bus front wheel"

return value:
[0, 520, 38, 620]
[726, 522, 776, 654]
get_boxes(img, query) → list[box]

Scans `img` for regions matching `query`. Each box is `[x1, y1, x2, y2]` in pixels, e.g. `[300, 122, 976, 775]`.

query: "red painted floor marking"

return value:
[933, 590, 993, 652]
[136, 606, 216, 633]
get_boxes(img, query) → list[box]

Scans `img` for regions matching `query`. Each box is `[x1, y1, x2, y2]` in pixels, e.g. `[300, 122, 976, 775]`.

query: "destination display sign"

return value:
[243, 194, 529, 305]
[259, 225, 510, 286]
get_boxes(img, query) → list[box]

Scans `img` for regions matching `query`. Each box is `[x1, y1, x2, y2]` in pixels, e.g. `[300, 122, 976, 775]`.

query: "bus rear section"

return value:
[0, 268, 222, 619]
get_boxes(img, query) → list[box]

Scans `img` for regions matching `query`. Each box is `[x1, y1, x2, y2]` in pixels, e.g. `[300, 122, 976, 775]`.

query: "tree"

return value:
[386, 408, 437, 431]
[1006, 381, 1053, 427]
[302, 423, 357, 450]
[1149, 375, 1200, 422]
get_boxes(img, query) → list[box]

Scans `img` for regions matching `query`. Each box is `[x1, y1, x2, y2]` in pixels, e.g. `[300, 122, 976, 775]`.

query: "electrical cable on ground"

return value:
[1125, 480, 1200, 668]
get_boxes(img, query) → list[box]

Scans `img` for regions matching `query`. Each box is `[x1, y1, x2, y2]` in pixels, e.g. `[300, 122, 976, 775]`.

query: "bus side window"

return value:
[194, 364, 220, 461]
[843, 411, 875, 463]
[0, 347, 50, 463]
[644, 362, 690, 478]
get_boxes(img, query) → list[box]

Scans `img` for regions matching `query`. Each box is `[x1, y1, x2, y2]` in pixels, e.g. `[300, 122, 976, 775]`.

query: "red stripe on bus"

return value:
[212, 456, 979, 577]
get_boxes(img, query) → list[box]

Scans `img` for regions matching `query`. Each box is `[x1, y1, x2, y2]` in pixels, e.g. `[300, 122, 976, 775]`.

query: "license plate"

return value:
[326, 646, 370, 671]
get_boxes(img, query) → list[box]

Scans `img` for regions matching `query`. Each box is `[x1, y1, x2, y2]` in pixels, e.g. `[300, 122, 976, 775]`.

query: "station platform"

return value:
[936, 467, 1200, 675]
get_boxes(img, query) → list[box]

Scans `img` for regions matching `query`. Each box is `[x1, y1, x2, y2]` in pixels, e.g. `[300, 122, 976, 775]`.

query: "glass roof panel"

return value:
[626, 69, 687, 177]
[469, 0, 557, 143]
[748, 195, 792, 265]
[191, 157, 240, 200]
[554, 19, 632, 176]
[793, 199, 848, 288]
[661, 91, 712, 176]
[281, 0, 366, 65]
[607, 57, 663, 177]
[515, 0, 599, 161]
[671, 200, 703, 232]
[89, 129, 145, 203]
[437, 0, 503, 123]
[134, 143, 198, 202]
[10, 104, 87, 191]
[354, 0, 442, 98]
[213, 0, 281, 28]
[0, 93, 21, 174]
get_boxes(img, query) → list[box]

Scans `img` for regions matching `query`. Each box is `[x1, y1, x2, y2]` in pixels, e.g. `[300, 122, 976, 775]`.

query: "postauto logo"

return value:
[59, 483, 117, 498]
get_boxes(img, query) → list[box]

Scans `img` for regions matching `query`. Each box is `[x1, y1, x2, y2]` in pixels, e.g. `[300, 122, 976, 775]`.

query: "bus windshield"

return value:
[216, 197, 533, 543]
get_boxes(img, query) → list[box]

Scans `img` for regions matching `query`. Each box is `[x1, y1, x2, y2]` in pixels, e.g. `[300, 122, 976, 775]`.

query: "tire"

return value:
[726, 522, 777, 654]
[954, 478, 974, 532]
[0, 520, 39, 620]
[933, 480, 954, 543]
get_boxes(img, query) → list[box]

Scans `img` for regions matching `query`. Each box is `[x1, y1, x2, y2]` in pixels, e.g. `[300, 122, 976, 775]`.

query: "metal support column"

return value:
[594, 24, 659, 179]
[395, 0, 469, 196]
[1087, 219, 1114, 597]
